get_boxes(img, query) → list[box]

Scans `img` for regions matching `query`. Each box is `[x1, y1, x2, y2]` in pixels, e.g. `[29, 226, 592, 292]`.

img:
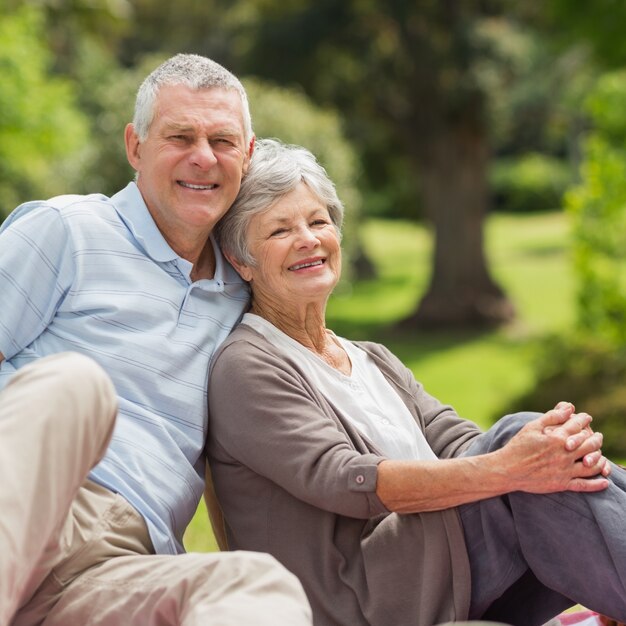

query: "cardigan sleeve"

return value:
[208, 338, 390, 519]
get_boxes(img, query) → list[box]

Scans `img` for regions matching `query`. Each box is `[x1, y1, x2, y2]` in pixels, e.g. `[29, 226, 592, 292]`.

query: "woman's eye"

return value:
[312, 219, 329, 227]
[270, 228, 287, 237]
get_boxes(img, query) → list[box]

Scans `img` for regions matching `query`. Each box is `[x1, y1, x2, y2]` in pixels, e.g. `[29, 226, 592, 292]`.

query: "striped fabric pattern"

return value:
[0, 182, 249, 554]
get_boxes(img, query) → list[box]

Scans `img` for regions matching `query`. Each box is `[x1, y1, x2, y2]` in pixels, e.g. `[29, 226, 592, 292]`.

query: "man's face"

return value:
[125, 84, 253, 249]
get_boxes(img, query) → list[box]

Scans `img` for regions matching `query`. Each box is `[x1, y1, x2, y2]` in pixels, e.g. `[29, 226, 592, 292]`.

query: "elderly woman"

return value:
[207, 138, 626, 626]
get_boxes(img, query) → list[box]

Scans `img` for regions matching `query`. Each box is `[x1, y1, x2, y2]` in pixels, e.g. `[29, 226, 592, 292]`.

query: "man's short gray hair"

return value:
[216, 138, 344, 267]
[133, 53, 253, 143]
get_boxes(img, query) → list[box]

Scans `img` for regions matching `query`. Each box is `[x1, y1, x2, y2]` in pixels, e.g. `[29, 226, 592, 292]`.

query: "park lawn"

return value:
[184, 210, 574, 552]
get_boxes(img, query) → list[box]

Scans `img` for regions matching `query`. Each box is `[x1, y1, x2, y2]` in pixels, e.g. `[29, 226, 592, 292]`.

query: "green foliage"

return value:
[502, 69, 626, 460]
[71, 45, 165, 196]
[567, 70, 626, 345]
[490, 152, 572, 212]
[584, 70, 626, 140]
[546, 0, 626, 68]
[503, 335, 626, 458]
[0, 5, 89, 218]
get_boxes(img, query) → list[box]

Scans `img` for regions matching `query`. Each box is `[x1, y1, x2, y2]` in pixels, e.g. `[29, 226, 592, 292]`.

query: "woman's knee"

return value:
[466, 412, 541, 455]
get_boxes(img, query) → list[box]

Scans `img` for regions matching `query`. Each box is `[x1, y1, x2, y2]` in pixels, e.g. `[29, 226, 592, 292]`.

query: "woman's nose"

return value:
[295, 226, 320, 249]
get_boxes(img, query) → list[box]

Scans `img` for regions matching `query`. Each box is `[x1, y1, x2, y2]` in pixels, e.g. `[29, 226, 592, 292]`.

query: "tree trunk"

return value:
[405, 124, 515, 328]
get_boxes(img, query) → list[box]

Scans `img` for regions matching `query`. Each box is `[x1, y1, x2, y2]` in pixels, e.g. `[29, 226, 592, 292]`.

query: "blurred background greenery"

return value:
[3, 0, 626, 550]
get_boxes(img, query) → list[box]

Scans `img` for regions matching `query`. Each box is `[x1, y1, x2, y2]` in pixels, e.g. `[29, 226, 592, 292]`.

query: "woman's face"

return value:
[231, 182, 342, 307]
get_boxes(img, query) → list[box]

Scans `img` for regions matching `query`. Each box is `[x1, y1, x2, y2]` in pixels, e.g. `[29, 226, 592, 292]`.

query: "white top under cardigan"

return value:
[243, 313, 438, 461]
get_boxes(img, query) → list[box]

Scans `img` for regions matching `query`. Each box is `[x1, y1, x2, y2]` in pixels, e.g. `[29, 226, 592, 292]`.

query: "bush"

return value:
[567, 70, 626, 345]
[0, 5, 89, 220]
[502, 70, 626, 458]
[501, 335, 626, 458]
[490, 152, 572, 213]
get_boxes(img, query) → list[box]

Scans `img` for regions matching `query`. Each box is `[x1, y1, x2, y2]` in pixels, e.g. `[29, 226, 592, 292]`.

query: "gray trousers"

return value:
[459, 412, 626, 626]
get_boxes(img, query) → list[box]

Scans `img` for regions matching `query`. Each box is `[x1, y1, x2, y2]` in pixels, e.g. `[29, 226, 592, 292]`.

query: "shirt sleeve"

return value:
[208, 339, 390, 519]
[0, 203, 74, 359]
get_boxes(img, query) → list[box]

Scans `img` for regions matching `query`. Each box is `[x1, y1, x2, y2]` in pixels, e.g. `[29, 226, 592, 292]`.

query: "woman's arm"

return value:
[377, 406, 610, 513]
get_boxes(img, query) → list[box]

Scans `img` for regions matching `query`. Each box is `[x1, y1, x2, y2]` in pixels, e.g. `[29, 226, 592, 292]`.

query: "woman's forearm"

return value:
[376, 409, 610, 514]
[376, 454, 511, 512]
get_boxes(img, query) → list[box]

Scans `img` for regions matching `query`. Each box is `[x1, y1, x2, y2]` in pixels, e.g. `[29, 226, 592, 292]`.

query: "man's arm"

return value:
[0, 352, 3, 363]
[0, 205, 73, 361]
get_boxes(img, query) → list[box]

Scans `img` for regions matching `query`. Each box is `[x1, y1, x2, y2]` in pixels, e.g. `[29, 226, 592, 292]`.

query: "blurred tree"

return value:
[70, 46, 163, 196]
[7, 0, 131, 73]
[0, 4, 90, 219]
[546, 0, 626, 68]
[116, 0, 234, 66]
[219, 0, 518, 327]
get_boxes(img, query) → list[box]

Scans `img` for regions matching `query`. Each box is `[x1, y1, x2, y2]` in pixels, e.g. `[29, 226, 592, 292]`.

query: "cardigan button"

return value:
[355, 474, 365, 485]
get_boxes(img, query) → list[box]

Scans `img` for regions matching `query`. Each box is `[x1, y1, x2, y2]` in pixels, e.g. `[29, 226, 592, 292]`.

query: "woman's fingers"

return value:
[539, 405, 576, 430]
[565, 427, 602, 455]
[567, 475, 610, 492]
[553, 400, 576, 413]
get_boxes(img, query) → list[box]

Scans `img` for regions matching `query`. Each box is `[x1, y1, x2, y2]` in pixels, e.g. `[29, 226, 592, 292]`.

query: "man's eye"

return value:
[212, 138, 235, 147]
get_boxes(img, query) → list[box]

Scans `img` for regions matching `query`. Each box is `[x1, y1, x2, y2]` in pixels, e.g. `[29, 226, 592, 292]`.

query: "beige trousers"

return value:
[0, 353, 312, 626]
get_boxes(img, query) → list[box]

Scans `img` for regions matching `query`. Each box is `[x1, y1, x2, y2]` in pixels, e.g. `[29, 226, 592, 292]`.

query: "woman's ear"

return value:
[225, 251, 253, 282]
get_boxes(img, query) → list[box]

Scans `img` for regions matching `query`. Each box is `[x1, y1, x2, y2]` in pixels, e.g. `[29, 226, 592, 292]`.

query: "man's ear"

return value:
[225, 251, 253, 282]
[125, 123, 141, 171]
[242, 136, 255, 176]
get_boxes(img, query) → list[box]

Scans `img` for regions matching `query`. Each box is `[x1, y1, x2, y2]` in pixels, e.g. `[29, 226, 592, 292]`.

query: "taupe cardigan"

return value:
[207, 324, 483, 626]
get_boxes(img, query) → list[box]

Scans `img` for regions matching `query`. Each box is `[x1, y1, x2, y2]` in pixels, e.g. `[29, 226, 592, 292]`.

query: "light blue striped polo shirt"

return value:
[0, 182, 250, 554]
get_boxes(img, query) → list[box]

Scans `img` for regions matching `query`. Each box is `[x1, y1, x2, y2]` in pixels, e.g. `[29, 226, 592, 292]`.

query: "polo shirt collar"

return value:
[111, 182, 244, 288]
[111, 182, 178, 263]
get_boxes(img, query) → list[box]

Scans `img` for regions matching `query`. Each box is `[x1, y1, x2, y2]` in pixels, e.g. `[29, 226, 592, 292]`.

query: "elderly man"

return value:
[0, 54, 311, 626]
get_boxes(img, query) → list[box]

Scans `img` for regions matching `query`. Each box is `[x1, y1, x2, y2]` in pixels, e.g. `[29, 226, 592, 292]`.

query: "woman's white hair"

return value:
[132, 53, 253, 143]
[216, 138, 345, 267]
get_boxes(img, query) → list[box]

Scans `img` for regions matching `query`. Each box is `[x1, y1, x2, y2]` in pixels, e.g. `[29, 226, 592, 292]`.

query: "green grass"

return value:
[184, 210, 574, 552]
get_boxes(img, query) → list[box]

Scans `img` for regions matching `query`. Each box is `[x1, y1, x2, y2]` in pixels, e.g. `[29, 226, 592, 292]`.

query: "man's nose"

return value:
[190, 140, 218, 168]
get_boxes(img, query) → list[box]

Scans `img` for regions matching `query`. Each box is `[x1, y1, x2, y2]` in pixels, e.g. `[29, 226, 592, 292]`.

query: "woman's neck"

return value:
[250, 295, 352, 376]
[250, 298, 328, 352]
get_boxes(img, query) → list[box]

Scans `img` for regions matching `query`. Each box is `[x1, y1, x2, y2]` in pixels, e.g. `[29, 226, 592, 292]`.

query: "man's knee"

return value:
[8, 352, 118, 438]
[212, 551, 302, 589]
[182, 552, 312, 624]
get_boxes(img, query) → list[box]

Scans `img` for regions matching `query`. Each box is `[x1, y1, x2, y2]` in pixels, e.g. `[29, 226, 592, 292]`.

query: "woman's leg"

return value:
[508, 467, 626, 621]
[460, 413, 626, 624]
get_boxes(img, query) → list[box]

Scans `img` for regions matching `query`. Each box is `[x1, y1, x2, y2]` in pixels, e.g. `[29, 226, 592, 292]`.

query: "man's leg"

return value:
[42, 550, 313, 626]
[14, 447, 312, 626]
[0, 353, 117, 625]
